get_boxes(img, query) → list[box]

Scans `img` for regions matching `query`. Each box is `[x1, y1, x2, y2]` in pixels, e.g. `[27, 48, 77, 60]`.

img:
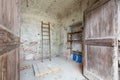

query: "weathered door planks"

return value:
[0, 48, 20, 80]
[0, 0, 20, 80]
[0, 0, 20, 36]
[83, 0, 119, 80]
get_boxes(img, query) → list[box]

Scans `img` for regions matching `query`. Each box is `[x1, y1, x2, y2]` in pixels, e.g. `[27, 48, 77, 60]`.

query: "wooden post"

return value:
[41, 21, 43, 62]
[48, 22, 51, 61]
[26, 0, 29, 7]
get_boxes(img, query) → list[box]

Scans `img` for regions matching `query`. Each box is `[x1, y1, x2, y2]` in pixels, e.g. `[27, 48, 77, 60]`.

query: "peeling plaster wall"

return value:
[20, 14, 61, 61]
[20, 1, 61, 61]
[59, 0, 97, 56]
[20, 0, 98, 60]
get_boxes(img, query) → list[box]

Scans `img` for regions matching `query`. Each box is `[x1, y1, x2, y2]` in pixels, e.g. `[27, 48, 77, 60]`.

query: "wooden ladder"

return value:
[41, 21, 51, 62]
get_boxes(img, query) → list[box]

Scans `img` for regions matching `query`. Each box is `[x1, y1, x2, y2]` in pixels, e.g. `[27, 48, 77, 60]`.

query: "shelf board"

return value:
[67, 40, 82, 42]
[0, 24, 19, 37]
[68, 31, 82, 35]
[72, 51, 82, 55]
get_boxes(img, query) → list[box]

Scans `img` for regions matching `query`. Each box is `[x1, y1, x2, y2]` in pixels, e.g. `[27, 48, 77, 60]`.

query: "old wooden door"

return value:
[83, 0, 118, 80]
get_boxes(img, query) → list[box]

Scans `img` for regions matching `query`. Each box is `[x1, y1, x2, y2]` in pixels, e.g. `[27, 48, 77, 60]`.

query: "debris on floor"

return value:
[20, 57, 86, 80]
[33, 62, 61, 77]
[34, 67, 61, 77]
[20, 65, 31, 71]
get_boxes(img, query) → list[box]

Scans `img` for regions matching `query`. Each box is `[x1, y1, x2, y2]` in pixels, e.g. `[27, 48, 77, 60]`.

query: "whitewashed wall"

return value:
[20, 13, 61, 61]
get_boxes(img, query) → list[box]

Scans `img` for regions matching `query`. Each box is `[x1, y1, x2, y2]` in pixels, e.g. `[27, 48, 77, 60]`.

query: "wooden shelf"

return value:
[67, 40, 82, 42]
[68, 31, 82, 35]
[67, 25, 83, 55]
[72, 50, 82, 55]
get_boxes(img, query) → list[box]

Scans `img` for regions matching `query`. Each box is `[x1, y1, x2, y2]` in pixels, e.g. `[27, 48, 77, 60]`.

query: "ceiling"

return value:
[21, 0, 83, 20]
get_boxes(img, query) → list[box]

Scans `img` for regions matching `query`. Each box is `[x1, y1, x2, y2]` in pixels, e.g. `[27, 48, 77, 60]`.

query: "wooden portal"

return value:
[0, 0, 20, 80]
[83, 0, 120, 80]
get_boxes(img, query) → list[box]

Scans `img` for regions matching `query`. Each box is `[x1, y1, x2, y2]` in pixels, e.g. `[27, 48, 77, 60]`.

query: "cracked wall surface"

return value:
[20, 14, 61, 60]
[20, 0, 61, 60]
[20, 0, 97, 61]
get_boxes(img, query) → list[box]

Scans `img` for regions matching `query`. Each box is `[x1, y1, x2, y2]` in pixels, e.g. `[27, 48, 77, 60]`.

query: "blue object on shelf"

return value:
[76, 55, 82, 63]
[72, 53, 77, 61]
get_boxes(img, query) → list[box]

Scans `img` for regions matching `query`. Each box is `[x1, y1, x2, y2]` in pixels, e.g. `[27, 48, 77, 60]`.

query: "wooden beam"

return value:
[85, 38, 114, 47]
[68, 31, 82, 34]
[0, 44, 20, 56]
[67, 40, 82, 43]
[43, 23, 49, 25]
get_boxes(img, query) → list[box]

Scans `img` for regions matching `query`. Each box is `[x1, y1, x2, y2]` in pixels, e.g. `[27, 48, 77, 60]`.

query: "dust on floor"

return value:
[20, 57, 87, 80]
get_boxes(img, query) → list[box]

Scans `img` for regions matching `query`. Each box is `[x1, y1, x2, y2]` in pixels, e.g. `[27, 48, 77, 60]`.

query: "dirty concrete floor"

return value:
[20, 57, 86, 80]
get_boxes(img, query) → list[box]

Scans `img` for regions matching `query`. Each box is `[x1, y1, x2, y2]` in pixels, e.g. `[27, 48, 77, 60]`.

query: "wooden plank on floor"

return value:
[32, 63, 61, 77]
[32, 63, 40, 77]
[20, 65, 31, 71]
[36, 68, 61, 77]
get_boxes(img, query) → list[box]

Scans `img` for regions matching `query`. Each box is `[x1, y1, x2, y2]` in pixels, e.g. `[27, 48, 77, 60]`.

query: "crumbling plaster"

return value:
[20, 0, 62, 60]
[20, 14, 61, 60]
[20, 0, 97, 61]
[59, 0, 97, 56]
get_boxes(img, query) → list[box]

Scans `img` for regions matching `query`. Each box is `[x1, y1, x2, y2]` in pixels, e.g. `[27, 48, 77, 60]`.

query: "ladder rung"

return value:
[42, 27, 49, 29]
[42, 32, 48, 34]
[42, 30, 49, 32]
[43, 39, 49, 40]
[42, 35, 49, 36]
[43, 39, 49, 41]
[43, 31, 48, 33]
[42, 29, 48, 31]
[42, 37, 49, 38]
[42, 26, 49, 27]
[43, 23, 49, 25]
[43, 41, 49, 43]
[43, 38, 49, 39]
